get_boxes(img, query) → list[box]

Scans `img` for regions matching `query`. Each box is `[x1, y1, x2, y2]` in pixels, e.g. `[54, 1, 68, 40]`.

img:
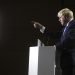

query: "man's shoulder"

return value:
[70, 20, 75, 24]
[69, 20, 75, 27]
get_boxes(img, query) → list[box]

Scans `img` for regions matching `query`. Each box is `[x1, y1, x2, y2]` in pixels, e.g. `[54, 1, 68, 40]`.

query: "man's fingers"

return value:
[33, 23, 37, 28]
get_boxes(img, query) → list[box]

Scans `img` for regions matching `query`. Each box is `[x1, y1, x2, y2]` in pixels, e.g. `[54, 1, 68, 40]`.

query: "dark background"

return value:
[0, 0, 75, 75]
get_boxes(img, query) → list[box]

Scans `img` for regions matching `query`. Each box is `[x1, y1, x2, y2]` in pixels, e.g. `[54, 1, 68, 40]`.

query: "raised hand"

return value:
[32, 21, 43, 30]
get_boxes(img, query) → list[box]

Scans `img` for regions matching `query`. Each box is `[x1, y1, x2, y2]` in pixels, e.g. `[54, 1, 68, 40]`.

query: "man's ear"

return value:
[65, 16, 69, 22]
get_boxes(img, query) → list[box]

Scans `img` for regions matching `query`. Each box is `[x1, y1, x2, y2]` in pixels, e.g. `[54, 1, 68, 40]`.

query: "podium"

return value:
[28, 46, 56, 75]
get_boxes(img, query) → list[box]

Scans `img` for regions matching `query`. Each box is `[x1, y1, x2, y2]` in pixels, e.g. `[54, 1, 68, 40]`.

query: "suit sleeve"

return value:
[38, 28, 62, 46]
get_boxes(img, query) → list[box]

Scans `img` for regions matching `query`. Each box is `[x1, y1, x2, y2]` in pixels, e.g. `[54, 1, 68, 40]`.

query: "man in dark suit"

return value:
[33, 8, 75, 75]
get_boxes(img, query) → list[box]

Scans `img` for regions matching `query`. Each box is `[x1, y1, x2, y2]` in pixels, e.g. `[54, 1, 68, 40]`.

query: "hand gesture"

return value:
[32, 21, 43, 30]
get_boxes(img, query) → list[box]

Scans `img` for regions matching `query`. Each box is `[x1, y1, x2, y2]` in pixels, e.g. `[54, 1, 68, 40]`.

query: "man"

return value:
[33, 8, 75, 75]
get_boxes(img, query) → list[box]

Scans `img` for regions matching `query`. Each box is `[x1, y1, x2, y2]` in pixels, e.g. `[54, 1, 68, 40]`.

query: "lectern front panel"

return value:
[28, 46, 56, 75]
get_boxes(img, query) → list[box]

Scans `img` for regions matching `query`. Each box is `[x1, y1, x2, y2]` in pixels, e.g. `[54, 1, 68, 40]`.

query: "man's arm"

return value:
[32, 21, 58, 45]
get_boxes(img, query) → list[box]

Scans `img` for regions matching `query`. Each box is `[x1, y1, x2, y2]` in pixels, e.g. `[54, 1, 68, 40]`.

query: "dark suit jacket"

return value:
[38, 20, 75, 69]
[56, 20, 75, 68]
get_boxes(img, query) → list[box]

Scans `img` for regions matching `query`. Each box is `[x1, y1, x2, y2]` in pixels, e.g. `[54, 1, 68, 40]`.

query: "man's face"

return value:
[58, 15, 66, 26]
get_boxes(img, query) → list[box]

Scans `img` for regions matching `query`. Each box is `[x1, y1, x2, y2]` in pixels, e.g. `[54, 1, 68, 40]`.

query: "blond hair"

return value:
[57, 8, 74, 20]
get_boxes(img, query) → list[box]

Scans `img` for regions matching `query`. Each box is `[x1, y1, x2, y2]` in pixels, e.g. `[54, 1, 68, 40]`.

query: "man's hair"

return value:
[57, 8, 74, 20]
